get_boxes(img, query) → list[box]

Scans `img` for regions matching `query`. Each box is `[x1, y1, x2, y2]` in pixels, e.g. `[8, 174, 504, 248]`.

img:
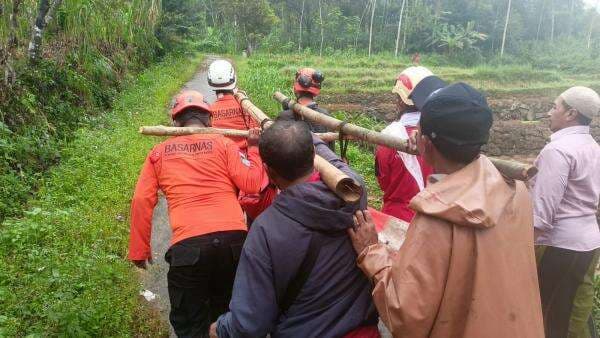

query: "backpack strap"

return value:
[280, 232, 324, 313]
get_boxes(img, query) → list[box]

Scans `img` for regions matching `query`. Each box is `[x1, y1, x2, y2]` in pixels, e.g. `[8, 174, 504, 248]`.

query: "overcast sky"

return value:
[584, 0, 600, 10]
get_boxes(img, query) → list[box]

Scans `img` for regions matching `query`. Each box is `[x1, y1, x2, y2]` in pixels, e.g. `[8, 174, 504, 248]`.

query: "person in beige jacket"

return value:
[348, 79, 544, 338]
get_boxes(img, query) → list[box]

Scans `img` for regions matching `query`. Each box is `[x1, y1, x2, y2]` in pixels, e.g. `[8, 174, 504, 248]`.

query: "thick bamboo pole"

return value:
[273, 91, 413, 153]
[140, 126, 351, 144]
[273, 91, 538, 181]
[314, 156, 362, 203]
[234, 92, 273, 128]
[233, 91, 363, 203]
[140, 126, 250, 137]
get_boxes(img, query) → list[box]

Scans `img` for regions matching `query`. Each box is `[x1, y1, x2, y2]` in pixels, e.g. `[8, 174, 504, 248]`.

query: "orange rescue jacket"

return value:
[210, 94, 259, 149]
[128, 134, 265, 261]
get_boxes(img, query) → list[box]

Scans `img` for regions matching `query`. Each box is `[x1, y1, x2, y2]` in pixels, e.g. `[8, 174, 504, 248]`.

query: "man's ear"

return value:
[565, 108, 579, 122]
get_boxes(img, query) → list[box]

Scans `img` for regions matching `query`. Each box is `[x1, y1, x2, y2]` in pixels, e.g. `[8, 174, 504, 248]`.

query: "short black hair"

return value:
[175, 108, 211, 126]
[562, 100, 593, 126]
[576, 112, 593, 126]
[431, 137, 482, 164]
[259, 121, 315, 181]
[215, 90, 234, 95]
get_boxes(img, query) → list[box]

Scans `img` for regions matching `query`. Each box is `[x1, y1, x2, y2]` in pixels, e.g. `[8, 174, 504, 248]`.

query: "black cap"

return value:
[419, 82, 493, 146]
[409, 75, 447, 110]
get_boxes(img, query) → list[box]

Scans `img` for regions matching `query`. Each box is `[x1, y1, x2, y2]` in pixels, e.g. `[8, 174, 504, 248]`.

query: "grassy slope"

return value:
[0, 54, 203, 336]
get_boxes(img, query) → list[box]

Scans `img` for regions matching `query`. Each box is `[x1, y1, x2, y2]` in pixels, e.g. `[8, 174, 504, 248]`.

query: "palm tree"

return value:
[500, 0, 512, 57]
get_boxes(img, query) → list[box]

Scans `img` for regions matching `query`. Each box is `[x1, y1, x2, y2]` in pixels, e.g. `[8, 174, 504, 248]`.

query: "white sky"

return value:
[584, 0, 600, 11]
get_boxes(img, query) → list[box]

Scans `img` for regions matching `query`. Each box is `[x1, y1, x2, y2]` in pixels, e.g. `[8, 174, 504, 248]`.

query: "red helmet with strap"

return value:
[171, 90, 211, 118]
[294, 68, 324, 97]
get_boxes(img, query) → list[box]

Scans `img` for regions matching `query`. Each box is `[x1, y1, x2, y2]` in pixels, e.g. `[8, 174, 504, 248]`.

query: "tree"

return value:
[550, 0, 555, 41]
[299, 0, 305, 51]
[536, 0, 546, 41]
[394, 0, 407, 57]
[2, 0, 21, 85]
[429, 21, 487, 55]
[588, 0, 600, 49]
[319, 0, 325, 56]
[500, 0, 512, 57]
[368, 0, 377, 57]
[219, 0, 278, 53]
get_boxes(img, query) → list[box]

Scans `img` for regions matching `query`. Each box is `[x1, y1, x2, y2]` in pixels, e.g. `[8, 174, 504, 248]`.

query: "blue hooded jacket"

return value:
[216, 138, 377, 338]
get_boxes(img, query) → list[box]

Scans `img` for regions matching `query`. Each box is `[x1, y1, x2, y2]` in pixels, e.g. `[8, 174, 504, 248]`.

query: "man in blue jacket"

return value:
[211, 121, 378, 338]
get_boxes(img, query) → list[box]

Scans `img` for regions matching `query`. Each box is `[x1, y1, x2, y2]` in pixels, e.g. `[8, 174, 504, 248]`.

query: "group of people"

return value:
[128, 58, 600, 338]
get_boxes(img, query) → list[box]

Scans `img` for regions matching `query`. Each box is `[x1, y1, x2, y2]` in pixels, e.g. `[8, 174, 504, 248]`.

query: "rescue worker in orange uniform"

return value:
[207, 59, 273, 223]
[208, 59, 258, 150]
[128, 90, 264, 337]
[278, 67, 335, 150]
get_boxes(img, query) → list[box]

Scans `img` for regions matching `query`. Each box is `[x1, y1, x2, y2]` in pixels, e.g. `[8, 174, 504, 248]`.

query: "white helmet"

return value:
[392, 66, 434, 106]
[208, 59, 236, 91]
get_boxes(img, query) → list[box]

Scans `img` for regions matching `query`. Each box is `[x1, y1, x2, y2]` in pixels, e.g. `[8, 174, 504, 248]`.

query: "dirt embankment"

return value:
[321, 92, 600, 157]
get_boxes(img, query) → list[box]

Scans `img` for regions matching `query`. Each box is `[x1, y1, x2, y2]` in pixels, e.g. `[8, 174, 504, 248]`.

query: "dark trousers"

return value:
[165, 231, 246, 338]
[537, 245, 599, 338]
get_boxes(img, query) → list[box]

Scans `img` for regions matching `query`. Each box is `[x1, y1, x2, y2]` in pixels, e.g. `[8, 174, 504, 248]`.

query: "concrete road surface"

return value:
[139, 56, 218, 337]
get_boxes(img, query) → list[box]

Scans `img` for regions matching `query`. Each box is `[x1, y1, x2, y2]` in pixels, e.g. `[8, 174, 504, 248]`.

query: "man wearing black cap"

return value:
[347, 79, 544, 337]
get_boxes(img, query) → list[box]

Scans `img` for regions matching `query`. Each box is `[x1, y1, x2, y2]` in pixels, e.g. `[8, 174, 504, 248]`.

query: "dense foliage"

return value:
[195, 0, 600, 58]
[0, 54, 201, 336]
[0, 0, 183, 221]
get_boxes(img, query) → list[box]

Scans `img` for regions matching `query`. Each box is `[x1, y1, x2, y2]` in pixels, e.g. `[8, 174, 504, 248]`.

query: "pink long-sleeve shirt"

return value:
[530, 125, 600, 251]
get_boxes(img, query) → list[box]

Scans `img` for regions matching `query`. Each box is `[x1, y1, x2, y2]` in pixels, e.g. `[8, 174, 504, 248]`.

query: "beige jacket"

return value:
[358, 155, 544, 338]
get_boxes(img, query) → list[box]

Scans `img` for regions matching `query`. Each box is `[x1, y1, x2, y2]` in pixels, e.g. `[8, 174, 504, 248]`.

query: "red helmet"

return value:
[171, 90, 211, 118]
[293, 68, 324, 97]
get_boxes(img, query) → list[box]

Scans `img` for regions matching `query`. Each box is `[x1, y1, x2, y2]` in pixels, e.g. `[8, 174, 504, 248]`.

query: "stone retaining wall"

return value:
[322, 93, 600, 157]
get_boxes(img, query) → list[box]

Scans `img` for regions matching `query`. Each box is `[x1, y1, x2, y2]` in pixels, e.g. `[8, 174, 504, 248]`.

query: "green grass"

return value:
[0, 54, 203, 336]
[240, 53, 600, 97]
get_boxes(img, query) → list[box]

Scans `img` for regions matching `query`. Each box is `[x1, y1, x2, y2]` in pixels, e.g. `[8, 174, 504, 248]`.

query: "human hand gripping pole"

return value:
[246, 128, 261, 147]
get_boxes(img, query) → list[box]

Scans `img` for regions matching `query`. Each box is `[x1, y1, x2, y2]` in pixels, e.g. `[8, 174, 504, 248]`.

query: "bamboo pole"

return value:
[313, 132, 355, 143]
[274, 91, 413, 152]
[234, 92, 273, 128]
[273, 91, 538, 181]
[314, 156, 362, 203]
[233, 91, 363, 203]
[139, 126, 351, 144]
[485, 157, 538, 182]
[140, 126, 250, 137]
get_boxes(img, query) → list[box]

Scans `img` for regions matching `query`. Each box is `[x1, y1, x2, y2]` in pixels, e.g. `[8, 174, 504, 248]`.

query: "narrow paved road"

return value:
[139, 56, 218, 336]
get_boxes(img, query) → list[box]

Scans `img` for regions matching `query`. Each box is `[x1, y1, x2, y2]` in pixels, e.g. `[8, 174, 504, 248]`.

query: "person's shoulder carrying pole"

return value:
[280, 232, 325, 313]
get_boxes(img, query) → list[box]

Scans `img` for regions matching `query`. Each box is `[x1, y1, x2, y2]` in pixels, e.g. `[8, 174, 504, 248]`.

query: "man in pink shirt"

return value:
[531, 86, 600, 338]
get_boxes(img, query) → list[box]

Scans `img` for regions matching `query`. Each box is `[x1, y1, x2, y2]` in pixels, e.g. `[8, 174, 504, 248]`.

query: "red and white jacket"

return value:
[375, 111, 433, 222]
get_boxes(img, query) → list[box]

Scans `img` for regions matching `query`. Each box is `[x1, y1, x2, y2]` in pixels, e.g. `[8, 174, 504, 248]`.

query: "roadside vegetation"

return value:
[0, 54, 202, 336]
